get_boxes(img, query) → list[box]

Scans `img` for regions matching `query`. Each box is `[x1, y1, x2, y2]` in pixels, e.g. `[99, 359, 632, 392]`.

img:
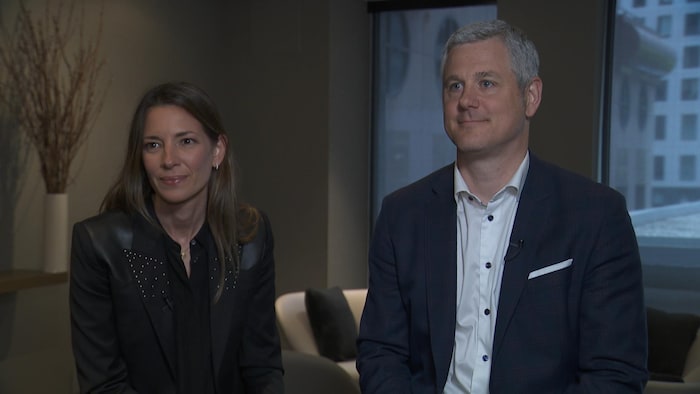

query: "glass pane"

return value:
[371, 4, 497, 220]
[610, 1, 700, 314]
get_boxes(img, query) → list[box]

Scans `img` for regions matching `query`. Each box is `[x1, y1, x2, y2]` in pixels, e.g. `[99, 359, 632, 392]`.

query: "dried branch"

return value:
[0, 1, 106, 193]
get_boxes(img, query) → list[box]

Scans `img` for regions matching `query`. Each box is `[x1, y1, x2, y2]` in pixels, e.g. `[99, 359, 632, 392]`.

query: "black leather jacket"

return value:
[69, 209, 283, 394]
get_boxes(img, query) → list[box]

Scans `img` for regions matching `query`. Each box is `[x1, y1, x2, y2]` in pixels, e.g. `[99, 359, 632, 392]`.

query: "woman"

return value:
[70, 82, 283, 393]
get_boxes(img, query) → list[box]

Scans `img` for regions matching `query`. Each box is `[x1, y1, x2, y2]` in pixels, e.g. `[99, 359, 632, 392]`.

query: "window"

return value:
[660, 0, 673, 4]
[655, 80, 668, 101]
[655, 115, 666, 139]
[657, 15, 672, 37]
[681, 78, 699, 100]
[680, 155, 697, 180]
[686, 13, 700, 35]
[370, 3, 497, 220]
[653, 156, 665, 180]
[638, 85, 650, 130]
[681, 114, 698, 139]
[619, 77, 631, 129]
[634, 0, 647, 6]
[607, 4, 700, 315]
[684, 45, 700, 68]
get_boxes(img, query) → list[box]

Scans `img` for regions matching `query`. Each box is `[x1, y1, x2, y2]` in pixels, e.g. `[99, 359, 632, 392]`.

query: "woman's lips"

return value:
[159, 175, 186, 186]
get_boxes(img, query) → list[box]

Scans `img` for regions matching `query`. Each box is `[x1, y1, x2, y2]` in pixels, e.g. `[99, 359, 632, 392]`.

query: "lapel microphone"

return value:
[504, 239, 524, 262]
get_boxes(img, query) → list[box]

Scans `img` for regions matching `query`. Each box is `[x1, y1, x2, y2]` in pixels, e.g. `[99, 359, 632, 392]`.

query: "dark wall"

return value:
[500, 0, 609, 179]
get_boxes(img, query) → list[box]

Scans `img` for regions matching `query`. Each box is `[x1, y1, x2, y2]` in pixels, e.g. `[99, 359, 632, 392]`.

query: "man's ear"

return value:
[524, 77, 543, 118]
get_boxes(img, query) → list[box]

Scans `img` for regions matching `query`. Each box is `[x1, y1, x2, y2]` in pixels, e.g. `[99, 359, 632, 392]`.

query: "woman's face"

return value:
[142, 105, 225, 211]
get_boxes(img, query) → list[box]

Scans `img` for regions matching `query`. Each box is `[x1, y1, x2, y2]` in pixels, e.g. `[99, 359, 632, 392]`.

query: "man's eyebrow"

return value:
[474, 70, 498, 79]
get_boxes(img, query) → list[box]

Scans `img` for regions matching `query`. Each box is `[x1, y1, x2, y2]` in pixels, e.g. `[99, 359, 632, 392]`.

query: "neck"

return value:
[457, 149, 526, 202]
[153, 198, 206, 246]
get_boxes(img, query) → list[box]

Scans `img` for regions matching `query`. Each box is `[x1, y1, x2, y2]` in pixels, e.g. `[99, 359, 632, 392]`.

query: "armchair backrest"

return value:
[275, 288, 367, 356]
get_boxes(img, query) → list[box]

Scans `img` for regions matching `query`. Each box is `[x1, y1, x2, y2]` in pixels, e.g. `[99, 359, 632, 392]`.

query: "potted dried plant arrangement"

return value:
[0, 1, 106, 272]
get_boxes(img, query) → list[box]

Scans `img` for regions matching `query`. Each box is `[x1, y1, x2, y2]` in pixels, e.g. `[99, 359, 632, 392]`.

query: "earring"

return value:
[214, 163, 219, 171]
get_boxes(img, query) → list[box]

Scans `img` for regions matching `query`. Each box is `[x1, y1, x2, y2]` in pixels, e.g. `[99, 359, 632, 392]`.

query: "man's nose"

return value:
[458, 87, 479, 109]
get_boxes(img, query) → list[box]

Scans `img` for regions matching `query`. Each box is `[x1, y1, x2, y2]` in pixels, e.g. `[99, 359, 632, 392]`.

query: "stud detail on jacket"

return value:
[125, 249, 170, 300]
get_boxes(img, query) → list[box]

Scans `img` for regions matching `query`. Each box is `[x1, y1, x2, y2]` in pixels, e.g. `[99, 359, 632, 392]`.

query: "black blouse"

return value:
[165, 224, 217, 394]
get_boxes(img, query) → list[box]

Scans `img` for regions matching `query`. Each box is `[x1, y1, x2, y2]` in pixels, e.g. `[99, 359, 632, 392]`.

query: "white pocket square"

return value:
[528, 258, 573, 280]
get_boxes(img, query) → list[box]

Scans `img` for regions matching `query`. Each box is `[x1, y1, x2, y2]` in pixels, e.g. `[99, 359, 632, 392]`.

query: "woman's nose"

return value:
[162, 144, 177, 167]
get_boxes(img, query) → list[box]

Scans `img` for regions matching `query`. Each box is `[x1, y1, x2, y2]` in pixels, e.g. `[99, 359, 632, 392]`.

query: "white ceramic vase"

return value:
[43, 193, 69, 273]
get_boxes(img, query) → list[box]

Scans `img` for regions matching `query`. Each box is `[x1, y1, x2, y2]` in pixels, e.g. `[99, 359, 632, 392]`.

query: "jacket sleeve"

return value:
[356, 198, 413, 393]
[239, 212, 284, 393]
[70, 220, 138, 394]
[566, 193, 648, 393]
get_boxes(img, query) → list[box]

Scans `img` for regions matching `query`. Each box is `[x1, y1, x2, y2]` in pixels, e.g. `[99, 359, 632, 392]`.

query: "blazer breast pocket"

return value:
[528, 258, 573, 280]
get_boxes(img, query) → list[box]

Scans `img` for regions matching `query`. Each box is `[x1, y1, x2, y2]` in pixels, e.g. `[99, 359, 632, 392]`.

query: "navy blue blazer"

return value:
[357, 154, 648, 393]
[70, 209, 283, 393]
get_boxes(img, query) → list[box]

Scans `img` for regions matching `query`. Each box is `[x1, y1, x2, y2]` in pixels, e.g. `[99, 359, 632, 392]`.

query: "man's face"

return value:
[442, 37, 541, 162]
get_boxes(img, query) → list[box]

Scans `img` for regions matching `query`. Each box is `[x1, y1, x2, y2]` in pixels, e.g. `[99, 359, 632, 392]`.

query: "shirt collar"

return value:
[453, 151, 530, 204]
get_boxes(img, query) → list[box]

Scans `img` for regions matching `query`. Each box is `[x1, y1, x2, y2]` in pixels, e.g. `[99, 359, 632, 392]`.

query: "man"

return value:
[356, 19, 648, 393]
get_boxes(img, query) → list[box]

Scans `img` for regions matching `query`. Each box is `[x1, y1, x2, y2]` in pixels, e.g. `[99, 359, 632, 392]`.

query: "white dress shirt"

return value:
[443, 154, 529, 394]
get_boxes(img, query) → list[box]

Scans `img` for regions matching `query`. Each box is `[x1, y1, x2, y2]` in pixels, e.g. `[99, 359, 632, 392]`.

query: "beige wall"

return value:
[0, 0, 608, 392]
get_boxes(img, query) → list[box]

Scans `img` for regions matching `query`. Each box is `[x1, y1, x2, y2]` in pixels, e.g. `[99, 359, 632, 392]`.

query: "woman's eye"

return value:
[144, 142, 160, 152]
[182, 137, 195, 145]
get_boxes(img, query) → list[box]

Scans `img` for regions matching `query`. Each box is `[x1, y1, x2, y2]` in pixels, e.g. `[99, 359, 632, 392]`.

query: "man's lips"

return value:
[457, 118, 487, 125]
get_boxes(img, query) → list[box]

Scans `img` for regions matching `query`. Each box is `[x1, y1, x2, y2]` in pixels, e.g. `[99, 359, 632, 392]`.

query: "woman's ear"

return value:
[214, 134, 228, 167]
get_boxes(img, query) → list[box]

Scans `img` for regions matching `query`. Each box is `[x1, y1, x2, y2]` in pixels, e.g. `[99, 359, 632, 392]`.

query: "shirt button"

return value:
[190, 240, 196, 246]
[482, 355, 489, 362]
[487, 215, 494, 221]
[485, 262, 492, 269]
[484, 308, 490, 315]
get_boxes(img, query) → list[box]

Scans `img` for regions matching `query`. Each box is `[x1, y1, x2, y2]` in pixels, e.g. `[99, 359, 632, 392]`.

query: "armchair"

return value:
[275, 288, 367, 381]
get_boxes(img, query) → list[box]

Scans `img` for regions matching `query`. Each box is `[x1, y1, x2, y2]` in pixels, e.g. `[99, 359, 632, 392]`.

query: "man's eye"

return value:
[480, 80, 494, 88]
[447, 82, 463, 91]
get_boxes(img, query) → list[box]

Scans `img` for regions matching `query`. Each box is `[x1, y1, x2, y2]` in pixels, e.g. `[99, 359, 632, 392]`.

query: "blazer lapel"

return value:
[130, 216, 177, 379]
[424, 165, 458, 387]
[492, 155, 553, 358]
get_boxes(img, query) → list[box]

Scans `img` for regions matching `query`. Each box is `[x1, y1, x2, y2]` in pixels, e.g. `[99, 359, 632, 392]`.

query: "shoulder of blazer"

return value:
[527, 153, 626, 203]
[239, 210, 271, 270]
[76, 210, 134, 263]
[385, 163, 454, 204]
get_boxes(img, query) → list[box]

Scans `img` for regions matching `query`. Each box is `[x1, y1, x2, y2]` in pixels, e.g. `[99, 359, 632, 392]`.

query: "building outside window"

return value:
[658, 14, 673, 36]
[655, 114, 667, 139]
[681, 77, 699, 99]
[684, 45, 700, 67]
[654, 156, 666, 179]
[686, 12, 700, 34]
[681, 113, 698, 139]
[610, 1, 700, 315]
[680, 155, 697, 180]
[655, 79, 668, 100]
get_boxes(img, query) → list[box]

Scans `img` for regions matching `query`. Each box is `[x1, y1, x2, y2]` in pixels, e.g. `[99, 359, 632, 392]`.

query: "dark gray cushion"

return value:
[647, 307, 700, 381]
[305, 287, 358, 361]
